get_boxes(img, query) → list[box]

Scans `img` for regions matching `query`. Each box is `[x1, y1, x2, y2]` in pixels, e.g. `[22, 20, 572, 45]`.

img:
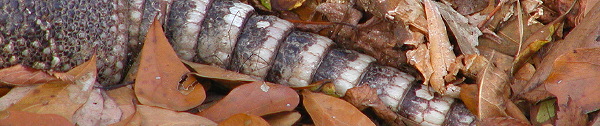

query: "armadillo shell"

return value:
[195, 0, 254, 67]
[0, 0, 128, 85]
[228, 14, 293, 79]
[312, 49, 376, 96]
[266, 31, 334, 87]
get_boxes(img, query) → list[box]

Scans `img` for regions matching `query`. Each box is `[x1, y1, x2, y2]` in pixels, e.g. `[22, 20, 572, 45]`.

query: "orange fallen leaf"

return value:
[0, 110, 73, 126]
[302, 90, 375, 126]
[0, 65, 60, 86]
[106, 86, 136, 122]
[3, 55, 98, 122]
[128, 105, 217, 125]
[218, 113, 270, 126]
[262, 111, 301, 126]
[197, 81, 299, 122]
[135, 17, 205, 111]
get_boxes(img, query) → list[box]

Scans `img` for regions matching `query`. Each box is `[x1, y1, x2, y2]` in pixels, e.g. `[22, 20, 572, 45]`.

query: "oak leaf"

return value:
[218, 113, 270, 126]
[302, 90, 375, 126]
[134, 18, 206, 111]
[197, 81, 299, 122]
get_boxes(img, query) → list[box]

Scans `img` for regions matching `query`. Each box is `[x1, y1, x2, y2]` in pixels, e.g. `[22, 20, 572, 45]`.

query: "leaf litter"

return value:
[0, 0, 599, 125]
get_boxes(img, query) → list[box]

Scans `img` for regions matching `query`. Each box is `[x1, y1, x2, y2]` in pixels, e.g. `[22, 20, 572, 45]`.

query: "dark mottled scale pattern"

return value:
[266, 31, 333, 87]
[194, 0, 254, 67]
[0, 0, 477, 125]
[0, 0, 128, 85]
[229, 14, 293, 79]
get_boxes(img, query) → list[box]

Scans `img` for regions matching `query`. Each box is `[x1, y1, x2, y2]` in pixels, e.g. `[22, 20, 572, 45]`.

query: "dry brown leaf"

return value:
[476, 55, 510, 119]
[406, 43, 433, 89]
[130, 105, 217, 125]
[0, 65, 61, 86]
[356, 0, 428, 33]
[0, 110, 73, 126]
[262, 111, 301, 126]
[181, 60, 256, 88]
[134, 18, 206, 111]
[517, 3, 600, 100]
[555, 100, 587, 126]
[302, 90, 375, 126]
[3, 55, 98, 122]
[436, 1, 481, 55]
[512, 1, 577, 73]
[423, 0, 457, 94]
[73, 89, 114, 125]
[0, 87, 10, 98]
[459, 84, 479, 116]
[197, 81, 299, 122]
[545, 48, 600, 113]
[218, 113, 270, 126]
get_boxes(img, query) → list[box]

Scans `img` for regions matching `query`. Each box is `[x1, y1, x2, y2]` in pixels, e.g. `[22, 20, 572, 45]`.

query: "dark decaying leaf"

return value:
[356, 0, 428, 33]
[545, 48, 600, 114]
[197, 81, 299, 122]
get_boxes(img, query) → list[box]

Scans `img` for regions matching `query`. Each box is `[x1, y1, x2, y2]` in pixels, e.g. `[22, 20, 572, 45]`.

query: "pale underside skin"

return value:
[196, 1, 254, 67]
[333, 53, 376, 96]
[239, 18, 293, 79]
[286, 36, 333, 87]
[171, 0, 211, 60]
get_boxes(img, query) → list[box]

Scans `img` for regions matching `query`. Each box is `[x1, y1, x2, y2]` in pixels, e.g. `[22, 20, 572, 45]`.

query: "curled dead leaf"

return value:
[423, 0, 457, 94]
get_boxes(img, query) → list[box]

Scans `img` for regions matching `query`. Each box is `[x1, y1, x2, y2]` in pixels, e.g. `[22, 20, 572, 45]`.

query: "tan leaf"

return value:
[134, 18, 206, 111]
[423, 0, 457, 94]
[545, 48, 600, 113]
[262, 111, 301, 126]
[0, 65, 60, 86]
[4, 55, 98, 122]
[555, 100, 587, 126]
[475, 55, 510, 119]
[181, 60, 256, 88]
[436, 1, 481, 55]
[0, 110, 73, 126]
[131, 105, 217, 125]
[218, 113, 270, 126]
[302, 90, 375, 126]
[406, 43, 433, 87]
[0, 86, 36, 111]
[197, 81, 299, 122]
